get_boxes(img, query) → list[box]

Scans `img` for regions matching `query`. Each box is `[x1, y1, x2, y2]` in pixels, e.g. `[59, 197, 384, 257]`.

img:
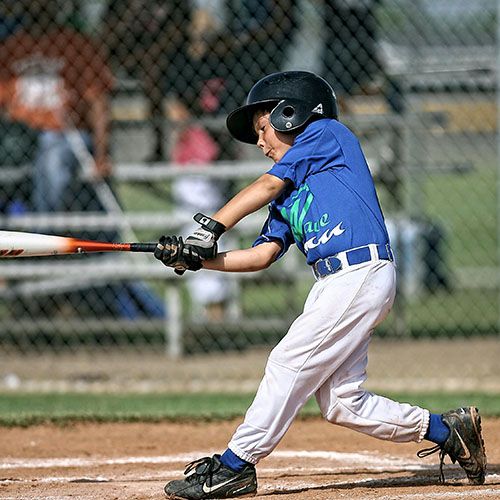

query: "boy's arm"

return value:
[177, 174, 286, 265]
[203, 241, 282, 272]
[155, 174, 286, 272]
[213, 174, 287, 230]
[154, 237, 282, 274]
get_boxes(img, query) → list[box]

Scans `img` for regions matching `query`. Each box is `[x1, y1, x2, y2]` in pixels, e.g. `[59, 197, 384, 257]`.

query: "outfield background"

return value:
[0, 0, 499, 425]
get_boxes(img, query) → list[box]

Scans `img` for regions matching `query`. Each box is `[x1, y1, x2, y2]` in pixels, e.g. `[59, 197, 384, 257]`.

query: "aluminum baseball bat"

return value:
[0, 230, 157, 258]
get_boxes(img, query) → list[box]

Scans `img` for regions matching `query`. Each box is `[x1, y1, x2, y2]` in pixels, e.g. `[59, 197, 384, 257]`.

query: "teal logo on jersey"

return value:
[280, 184, 314, 242]
[304, 213, 331, 234]
[280, 183, 344, 251]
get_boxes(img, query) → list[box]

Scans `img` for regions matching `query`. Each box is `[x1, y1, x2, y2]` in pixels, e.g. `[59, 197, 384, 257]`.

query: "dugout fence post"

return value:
[165, 285, 183, 358]
[390, 79, 412, 337]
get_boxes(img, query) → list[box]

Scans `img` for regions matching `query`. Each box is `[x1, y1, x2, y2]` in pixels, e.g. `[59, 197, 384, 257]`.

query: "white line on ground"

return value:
[0, 453, 201, 470]
[0, 464, 434, 485]
[275, 450, 413, 465]
[374, 489, 500, 499]
[1, 450, 498, 499]
[0, 449, 424, 470]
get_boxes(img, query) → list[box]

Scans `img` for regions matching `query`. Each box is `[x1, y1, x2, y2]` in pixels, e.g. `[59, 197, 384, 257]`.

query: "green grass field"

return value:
[1, 391, 498, 427]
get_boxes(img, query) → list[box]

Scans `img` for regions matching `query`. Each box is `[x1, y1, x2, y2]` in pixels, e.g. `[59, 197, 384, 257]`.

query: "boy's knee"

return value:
[323, 389, 369, 423]
[267, 345, 300, 373]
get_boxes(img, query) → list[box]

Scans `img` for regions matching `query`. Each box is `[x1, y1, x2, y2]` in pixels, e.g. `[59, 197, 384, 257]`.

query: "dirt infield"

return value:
[1, 417, 499, 499]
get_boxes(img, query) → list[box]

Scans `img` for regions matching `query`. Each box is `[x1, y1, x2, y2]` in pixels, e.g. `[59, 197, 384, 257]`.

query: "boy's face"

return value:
[253, 111, 295, 163]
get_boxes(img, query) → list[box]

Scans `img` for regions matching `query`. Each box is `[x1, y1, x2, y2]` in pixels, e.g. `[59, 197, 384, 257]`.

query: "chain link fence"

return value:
[0, 0, 498, 377]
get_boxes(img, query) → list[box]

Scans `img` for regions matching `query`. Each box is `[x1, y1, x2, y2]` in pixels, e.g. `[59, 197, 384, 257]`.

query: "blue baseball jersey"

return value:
[253, 118, 390, 265]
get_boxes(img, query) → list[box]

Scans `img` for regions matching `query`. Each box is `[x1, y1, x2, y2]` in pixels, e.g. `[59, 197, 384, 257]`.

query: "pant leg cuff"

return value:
[228, 442, 259, 465]
[418, 408, 430, 442]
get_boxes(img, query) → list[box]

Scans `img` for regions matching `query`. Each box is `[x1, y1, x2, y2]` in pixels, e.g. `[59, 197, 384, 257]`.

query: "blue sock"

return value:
[219, 448, 252, 472]
[425, 413, 450, 445]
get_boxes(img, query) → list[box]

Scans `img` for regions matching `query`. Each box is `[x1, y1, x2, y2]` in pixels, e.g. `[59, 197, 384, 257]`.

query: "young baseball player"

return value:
[155, 71, 486, 499]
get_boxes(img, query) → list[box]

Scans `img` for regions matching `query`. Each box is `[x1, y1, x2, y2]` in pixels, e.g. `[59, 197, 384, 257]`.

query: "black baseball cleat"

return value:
[164, 454, 257, 499]
[418, 406, 487, 484]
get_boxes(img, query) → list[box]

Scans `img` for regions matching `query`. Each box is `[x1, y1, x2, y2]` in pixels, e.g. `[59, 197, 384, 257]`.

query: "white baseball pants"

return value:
[228, 260, 429, 464]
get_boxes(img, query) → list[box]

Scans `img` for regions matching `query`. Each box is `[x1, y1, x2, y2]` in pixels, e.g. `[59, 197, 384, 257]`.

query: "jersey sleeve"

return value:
[266, 120, 342, 187]
[252, 204, 294, 260]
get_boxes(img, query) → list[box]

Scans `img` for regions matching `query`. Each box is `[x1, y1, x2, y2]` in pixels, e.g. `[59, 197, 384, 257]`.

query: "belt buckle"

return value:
[326, 256, 342, 274]
[325, 258, 333, 273]
[314, 256, 342, 279]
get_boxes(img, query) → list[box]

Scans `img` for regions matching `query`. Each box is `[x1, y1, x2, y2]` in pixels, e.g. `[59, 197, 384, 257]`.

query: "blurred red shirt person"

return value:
[0, 25, 114, 179]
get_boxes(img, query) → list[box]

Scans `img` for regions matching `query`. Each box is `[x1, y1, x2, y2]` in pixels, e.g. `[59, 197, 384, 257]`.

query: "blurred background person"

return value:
[0, 0, 34, 215]
[168, 94, 236, 322]
[104, 0, 237, 320]
[0, 0, 114, 213]
[163, 0, 297, 318]
[0, 0, 164, 320]
[164, 2, 237, 322]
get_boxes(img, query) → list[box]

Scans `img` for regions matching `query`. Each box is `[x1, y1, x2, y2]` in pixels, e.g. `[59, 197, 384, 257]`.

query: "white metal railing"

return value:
[0, 209, 267, 233]
[0, 162, 309, 357]
[0, 257, 288, 358]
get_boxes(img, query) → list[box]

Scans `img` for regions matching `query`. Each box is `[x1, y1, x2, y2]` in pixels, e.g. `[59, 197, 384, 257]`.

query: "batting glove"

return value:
[154, 235, 202, 274]
[184, 213, 226, 261]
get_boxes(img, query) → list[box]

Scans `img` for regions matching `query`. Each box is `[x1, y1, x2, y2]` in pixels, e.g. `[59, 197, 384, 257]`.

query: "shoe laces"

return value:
[417, 444, 446, 483]
[183, 456, 218, 486]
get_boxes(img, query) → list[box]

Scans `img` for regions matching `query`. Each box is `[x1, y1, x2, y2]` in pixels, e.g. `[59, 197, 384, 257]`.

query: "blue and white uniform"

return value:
[254, 119, 389, 264]
[228, 119, 429, 464]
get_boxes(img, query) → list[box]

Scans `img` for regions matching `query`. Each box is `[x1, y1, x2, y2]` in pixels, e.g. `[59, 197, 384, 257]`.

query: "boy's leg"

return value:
[165, 261, 396, 499]
[316, 320, 486, 485]
[315, 336, 429, 442]
[228, 260, 397, 464]
[163, 260, 423, 499]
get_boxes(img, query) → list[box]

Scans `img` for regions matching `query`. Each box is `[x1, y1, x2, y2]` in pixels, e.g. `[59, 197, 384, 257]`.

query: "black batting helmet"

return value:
[226, 71, 338, 144]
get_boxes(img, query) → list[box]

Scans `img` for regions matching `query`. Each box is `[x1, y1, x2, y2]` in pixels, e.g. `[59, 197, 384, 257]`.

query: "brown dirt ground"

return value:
[1, 417, 499, 499]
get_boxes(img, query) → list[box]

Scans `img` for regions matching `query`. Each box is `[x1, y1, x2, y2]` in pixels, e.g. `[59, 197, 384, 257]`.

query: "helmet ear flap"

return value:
[270, 99, 316, 133]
